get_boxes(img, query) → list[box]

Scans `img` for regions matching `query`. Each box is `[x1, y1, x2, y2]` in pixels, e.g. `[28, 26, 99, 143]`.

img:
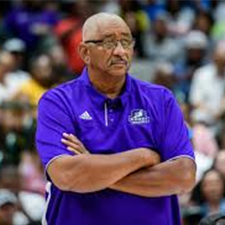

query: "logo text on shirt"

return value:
[129, 109, 150, 124]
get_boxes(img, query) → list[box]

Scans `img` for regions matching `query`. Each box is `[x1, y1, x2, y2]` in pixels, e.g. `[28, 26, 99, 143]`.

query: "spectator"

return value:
[2, 38, 30, 89]
[213, 150, 225, 181]
[0, 189, 17, 225]
[192, 10, 214, 40]
[165, 0, 195, 36]
[3, 0, 60, 55]
[144, 13, 182, 63]
[153, 61, 175, 90]
[16, 54, 55, 108]
[120, 0, 150, 58]
[144, 0, 166, 22]
[192, 169, 225, 218]
[0, 51, 17, 103]
[199, 212, 225, 225]
[54, 1, 94, 75]
[173, 30, 208, 103]
[0, 100, 33, 165]
[189, 41, 225, 136]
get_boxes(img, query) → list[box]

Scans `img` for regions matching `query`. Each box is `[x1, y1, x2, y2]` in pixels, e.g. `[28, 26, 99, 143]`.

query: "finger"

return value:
[67, 146, 82, 155]
[63, 133, 82, 146]
[63, 133, 90, 154]
[61, 138, 84, 152]
[61, 140, 85, 156]
[69, 134, 83, 146]
[68, 134, 90, 154]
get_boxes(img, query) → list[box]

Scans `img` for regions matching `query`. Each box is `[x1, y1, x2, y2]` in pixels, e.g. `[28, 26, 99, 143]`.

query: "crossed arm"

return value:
[47, 133, 196, 197]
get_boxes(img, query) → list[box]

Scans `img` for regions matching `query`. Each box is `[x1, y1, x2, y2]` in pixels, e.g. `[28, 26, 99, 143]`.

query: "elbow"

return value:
[52, 171, 72, 191]
[179, 170, 196, 194]
[47, 156, 97, 193]
[177, 158, 196, 194]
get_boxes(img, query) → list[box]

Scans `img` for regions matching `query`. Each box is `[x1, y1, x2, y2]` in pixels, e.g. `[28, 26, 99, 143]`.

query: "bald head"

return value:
[82, 13, 130, 42]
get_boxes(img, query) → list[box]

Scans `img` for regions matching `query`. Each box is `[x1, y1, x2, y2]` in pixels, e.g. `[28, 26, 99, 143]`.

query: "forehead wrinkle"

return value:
[82, 13, 130, 42]
[101, 32, 132, 39]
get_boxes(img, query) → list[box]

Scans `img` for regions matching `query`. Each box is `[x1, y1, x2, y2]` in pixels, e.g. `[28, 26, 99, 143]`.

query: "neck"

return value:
[209, 203, 220, 213]
[88, 69, 126, 99]
[208, 199, 221, 208]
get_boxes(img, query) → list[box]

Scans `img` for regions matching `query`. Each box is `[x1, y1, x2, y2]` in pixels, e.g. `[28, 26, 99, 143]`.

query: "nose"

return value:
[113, 41, 126, 56]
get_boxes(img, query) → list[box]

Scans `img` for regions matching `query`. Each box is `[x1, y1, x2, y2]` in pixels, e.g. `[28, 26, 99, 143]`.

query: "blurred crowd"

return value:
[0, 0, 225, 224]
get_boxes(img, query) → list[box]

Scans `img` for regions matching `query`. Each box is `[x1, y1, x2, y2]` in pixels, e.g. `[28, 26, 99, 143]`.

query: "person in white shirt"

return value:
[189, 41, 225, 136]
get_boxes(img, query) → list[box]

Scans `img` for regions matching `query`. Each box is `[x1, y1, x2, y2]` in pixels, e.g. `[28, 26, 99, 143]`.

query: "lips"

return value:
[111, 60, 127, 65]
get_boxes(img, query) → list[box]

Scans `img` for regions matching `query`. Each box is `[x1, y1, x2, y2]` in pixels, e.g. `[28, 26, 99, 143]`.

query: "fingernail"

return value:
[61, 139, 66, 142]
[63, 133, 68, 136]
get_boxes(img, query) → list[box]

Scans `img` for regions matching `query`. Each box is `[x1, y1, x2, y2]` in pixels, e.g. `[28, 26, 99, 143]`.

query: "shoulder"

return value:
[194, 64, 215, 79]
[39, 78, 82, 107]
[130, 76, 174, 103]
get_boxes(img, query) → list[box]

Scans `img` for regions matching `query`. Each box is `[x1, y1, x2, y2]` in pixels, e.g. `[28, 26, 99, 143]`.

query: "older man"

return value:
[36, 13, 196, 225]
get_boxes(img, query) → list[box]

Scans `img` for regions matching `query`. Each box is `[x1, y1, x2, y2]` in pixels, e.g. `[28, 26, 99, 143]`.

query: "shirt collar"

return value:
[79, 67, 132, 109]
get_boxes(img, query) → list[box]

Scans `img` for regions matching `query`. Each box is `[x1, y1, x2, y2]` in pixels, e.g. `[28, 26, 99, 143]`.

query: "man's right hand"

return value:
[139, 148, 161, 167]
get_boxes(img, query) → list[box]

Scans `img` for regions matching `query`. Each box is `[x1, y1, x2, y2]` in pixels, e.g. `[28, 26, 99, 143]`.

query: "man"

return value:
[0, 189, 17, 225]
[36, 13, 196, 225]
[189, 41, 225, 136]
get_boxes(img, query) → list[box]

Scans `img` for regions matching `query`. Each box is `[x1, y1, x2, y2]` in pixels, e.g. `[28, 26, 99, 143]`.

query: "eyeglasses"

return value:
[84, 38, 135, 50]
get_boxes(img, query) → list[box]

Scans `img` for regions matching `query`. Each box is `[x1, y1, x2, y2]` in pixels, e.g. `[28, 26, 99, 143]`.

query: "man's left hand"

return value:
[61, 133, 90, 155]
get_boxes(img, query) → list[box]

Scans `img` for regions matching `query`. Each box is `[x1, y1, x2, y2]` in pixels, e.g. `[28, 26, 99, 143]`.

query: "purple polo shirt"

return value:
[36, 67, 194, 225]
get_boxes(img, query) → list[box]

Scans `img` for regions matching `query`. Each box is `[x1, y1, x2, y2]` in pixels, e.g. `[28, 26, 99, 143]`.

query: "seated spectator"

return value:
[165, 0, 195, 36]
[15, 54, 56, 108]
[18, 151, 45, 195]
[173, 30, 208, 103]
[192, 122, 219, 182]
[54, 0, 92, 75]
[3, 0, 60, 55]
[191, 121, 219, 183]
[0, 100, 34, 165]
[2, 38, 30, 88]
[0, 188, 31, 225]
[189, 41, 225, 137]
[192, 10, 214, 45]
[144, 13, 181, 63]
[152, 61, 175, 90]
[120, 0, 150, 58]
[191, 169, 225, 218]
[144, 0, 165, 22]
[199, 212, 225, 225]
[0, 51, 18, 103]
[213, 150, 225, 181]
[192, 123, 219, 159]
[0, 167, 45, 224]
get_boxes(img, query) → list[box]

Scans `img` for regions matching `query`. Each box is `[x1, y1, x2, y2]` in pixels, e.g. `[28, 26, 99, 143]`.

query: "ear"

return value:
[78, 43, 90, 65]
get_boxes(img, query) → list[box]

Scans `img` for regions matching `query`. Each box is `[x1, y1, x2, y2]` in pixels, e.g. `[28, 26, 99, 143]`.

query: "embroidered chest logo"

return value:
[79, 111, 93, 120]
[129, 109, 150, 124]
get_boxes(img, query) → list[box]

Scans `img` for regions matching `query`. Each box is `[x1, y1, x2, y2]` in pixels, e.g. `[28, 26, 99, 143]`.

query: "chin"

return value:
[110, 69, 127, 77]
[109, 65, 128, 77]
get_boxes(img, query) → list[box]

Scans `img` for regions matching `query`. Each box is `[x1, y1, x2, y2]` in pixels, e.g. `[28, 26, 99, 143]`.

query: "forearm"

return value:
[111, 158, 196, 197]
[48, 148, 157, 193]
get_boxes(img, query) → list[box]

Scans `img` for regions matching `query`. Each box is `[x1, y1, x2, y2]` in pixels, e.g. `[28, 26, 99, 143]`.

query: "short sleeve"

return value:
[36, 91, 75, 170]
[160, 90, 195, 161]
